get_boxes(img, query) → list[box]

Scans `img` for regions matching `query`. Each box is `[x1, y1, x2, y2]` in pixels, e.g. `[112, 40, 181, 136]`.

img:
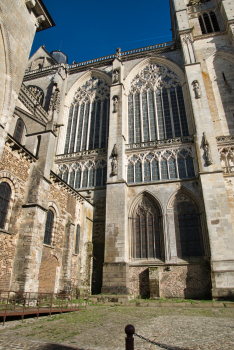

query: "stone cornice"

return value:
[55, 148, 107, 162]
[18, 83, 49, 124]
[5, 134, 37, 163]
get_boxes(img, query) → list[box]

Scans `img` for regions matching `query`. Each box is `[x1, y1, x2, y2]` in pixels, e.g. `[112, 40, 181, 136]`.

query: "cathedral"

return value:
[0, 0, 234, 299]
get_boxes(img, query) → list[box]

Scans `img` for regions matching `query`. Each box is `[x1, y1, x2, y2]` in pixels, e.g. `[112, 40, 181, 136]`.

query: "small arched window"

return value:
[0, 182, 11, 229]
[44, 209, 54, 245]
[14, 118, 25, 143]
[174, 194, 203, 258]
[131, 195, 162, 260]
[199, 12, 220, 34]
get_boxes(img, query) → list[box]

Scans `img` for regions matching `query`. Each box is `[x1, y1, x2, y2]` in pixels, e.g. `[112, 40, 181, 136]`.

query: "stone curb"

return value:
[90, 301, 234, 308]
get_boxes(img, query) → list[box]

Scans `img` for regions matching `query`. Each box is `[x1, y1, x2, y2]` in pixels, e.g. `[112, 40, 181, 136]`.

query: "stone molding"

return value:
[125, 136, 194, 151]
[55, 148, 107, 162]
[18, 84, 48, 124]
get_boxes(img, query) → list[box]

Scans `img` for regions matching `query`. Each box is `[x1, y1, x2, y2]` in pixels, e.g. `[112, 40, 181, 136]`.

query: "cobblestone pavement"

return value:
[0, 306, 234, 350]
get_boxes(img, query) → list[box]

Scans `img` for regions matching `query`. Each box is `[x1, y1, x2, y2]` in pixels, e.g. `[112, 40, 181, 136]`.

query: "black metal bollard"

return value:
[125, 324, 135, 350]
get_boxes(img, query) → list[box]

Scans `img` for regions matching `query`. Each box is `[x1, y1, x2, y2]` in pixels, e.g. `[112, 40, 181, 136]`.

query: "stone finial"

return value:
[25, 0, 36, 9]
[203, 132, 213, 166]
[116, 47, 121, 59]
[113, 96, 118, 113]
[192, 80, 202, 99]
[37, 15, 45, 25]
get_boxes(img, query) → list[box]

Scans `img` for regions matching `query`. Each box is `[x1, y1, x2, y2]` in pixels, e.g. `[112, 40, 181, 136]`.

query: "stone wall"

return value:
[129, 264, 211, 299]
[0, 231, 16, 290]
[38, 246, 59, 293]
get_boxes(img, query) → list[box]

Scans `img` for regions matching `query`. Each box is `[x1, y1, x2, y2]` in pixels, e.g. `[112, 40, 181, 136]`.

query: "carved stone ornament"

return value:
[49, 85, 60, 114]
[111, 144, 118, 175]
[192, 80, 202, 99]
[113, 69, 120, 84]
[116, 47, 121, 59]
[28, 85, 44, 105]
[113, 95, 118, 113]
[203, 132, 213, 166]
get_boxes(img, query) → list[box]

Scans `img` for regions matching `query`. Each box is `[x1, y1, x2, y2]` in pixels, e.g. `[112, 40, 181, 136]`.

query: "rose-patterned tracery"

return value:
[128, 64, 189, 144]
[64, 77, 110, 154]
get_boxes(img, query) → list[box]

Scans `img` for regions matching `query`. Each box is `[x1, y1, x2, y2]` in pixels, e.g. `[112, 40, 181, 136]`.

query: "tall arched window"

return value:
[14, 118, 25, 143]
[128, 64, 189, 144]
[0, 182, 11, 229]
[44, 209, 54, 245]
[131, 195, 162, 259]
[174, 194, 203, 258]
[64, 76, 110, 154]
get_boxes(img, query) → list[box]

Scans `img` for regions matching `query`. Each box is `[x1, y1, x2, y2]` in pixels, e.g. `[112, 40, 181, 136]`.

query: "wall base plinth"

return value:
[211, 260, 234, 299]
[101, 262, 130, 295]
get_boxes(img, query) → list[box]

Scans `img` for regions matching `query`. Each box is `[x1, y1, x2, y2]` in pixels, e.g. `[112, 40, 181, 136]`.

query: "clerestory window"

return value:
[128, 64, 189, 144]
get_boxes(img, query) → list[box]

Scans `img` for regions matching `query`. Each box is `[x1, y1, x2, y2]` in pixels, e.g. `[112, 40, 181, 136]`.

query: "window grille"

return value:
[44, 209, 54, 245]
[128, 64, 189, 144]
[64, 77, 110, 154]
[132, 196, 162, 260]
[174, 197, 202, 258]
[0, 182, 11, 229]
[199, 11, 220, 34]
[75, 224, 80, 254]
[127, 149, 195, 184]
[14, 118, 25, 143]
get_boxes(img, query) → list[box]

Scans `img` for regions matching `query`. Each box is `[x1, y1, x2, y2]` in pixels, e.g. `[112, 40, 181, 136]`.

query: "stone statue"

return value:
[49, 85, 60, 114]
[203, 132, 213, 166]
[113, 96, 118, 113]
[113, 69, 120, 84]
[192, 80, 202, 99]
[111, 144, 118, 175]
[116, 47, 121, 59]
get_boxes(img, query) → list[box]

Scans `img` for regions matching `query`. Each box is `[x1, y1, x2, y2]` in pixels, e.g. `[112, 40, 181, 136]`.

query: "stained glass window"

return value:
[133, 196, 162, 260]
[152, 159, 159, 181]
[178, 157, 187, 179]
[75, 169, 81, 189]
[128, 163, 134, 183]
[142, 92, 149, 142]
[161, 160, 168, 180]
[144, 161, 151, 182]
[135, 161, 142, 183]
[89, 168, 94, 187]
[44, 209, 54, 245]
[64, 105, 74, 154]
[174, 198, 202, 258]
[69, 170, 75, 187]
[96, 167, 102, 187]
[169, 158, 177, 179]
[0, 182, 11, 229]
[82, 168, 88, 188]
[63, 170, 68, 183]
[69, 105, 79, 153]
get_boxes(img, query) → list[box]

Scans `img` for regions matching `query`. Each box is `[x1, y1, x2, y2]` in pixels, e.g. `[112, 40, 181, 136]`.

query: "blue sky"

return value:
[31, 0, 173, 64]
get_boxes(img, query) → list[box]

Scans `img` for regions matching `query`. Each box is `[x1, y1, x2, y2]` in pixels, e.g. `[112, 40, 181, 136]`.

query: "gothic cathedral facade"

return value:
[1, 0, 234, 299]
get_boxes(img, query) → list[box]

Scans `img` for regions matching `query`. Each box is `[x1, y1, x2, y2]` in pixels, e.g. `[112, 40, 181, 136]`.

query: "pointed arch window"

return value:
[14, 118, 25, 143]
[128, 64, 189, 144]
[0, 182, 11, 229]
[64, 77, 110, 154]
[75, 224, 80, 254]
[131, 195, 162, 259]
[174, 195, 203, 258]
[44, 209, 54, 245]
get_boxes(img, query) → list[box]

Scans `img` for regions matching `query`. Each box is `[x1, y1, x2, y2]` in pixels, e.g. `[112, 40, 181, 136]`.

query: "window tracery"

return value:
[127, 148, 195, 183]
[198, 11, 220, 34]
[131, 195, 162, 260]
[57, 159, 107, 189]
[27, 85, 44, 105]
[64, 77, 110, 154]
[128, 64, 189, 144]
